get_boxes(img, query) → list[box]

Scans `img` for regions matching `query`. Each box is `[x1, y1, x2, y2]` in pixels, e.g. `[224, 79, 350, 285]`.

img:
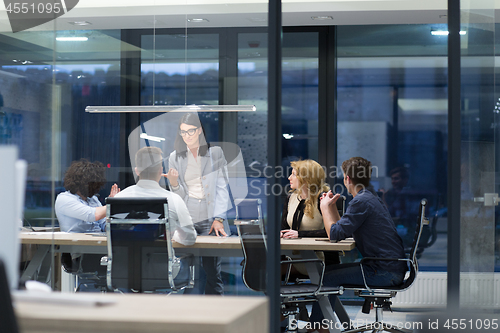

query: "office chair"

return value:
[105, 197, 194, 293]
[342, 198, 429, 333]
[235, 199, 343, 331]
[61, 253, 108, 292]
[336, 194, 346, 217]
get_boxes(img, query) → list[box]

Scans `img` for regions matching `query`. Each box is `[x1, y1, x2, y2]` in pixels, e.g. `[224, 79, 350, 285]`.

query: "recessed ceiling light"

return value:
[311, 16, 333, 21]
[56, 37, 89, 41]
[187, 18, 209, 23]
[68, 21, 92, 26]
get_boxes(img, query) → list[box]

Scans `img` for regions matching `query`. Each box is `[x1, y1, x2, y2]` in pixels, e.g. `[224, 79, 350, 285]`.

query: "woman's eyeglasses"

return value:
[179, 127, 199, 137]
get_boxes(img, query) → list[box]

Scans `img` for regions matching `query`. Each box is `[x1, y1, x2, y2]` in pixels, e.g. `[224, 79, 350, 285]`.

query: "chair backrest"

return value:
[235, 219, 267, 293]
[105, 197, 174, 292]
[235, 198, 263, 222]
[235, 198, 266, 248]
[336, 195, 346, 217]
[400, 198, 427, 289]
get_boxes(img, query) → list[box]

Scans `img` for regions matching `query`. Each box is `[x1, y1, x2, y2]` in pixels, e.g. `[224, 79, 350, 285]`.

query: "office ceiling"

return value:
[0, 0, 453, 32]
[0, 0, 498, 67]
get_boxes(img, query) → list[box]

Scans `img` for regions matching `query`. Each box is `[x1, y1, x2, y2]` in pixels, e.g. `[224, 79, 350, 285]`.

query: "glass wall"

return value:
[7, 1, 500, 321]
[1, 30, 121, 233]
[459, 0, 497, 308]
[5, 3, 269, 298]
[337, 24, 449, 271]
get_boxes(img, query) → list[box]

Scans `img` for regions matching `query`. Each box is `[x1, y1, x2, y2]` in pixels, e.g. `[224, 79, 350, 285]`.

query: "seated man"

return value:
[114, 146, 197, 280]
[308, 157, 407, 332]
[55, 159, 119, 233]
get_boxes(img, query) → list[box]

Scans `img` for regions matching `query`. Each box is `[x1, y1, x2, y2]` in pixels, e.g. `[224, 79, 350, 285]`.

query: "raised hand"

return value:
[109, 183, 120, 197]
[163, 168, 179, 187]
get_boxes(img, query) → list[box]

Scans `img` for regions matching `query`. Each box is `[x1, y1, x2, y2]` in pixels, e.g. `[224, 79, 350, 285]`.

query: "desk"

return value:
[20, 232, 355, 332]
[20, 233, 355, 256]
[14, 293, 269, 333]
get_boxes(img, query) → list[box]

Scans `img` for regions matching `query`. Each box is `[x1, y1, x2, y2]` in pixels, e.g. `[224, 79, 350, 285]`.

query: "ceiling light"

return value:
[430, 30, 466, 36]
[56, 37, 88, 41]
[283, 134, 294, 140]
[140, 133, 165, 142]
[187, 18, 209, 23]
[85, 105, 256, 113]
[68, 21, 91, 26]
[311, 16, 333, 21]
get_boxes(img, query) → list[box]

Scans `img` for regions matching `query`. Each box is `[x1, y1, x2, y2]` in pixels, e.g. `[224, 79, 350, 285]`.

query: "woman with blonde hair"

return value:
[280, 159, 340, 273]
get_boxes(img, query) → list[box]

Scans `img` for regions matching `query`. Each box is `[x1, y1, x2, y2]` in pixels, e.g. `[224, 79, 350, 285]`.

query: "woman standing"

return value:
[165, 113, 230, 295]
[280, 159, 340, 275]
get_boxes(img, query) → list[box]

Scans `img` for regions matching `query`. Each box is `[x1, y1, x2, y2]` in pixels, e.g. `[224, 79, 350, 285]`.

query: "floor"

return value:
[289, 304, 451, 332]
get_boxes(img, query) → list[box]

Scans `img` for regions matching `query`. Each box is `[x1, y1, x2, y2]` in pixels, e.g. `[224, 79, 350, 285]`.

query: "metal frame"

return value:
[343, 199, 428, 333]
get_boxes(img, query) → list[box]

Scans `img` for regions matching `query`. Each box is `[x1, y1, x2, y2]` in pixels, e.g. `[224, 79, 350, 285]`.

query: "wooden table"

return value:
[20, 232, 355, 333]
[14, 292, 269, 333]
[20, 232, 355, 255]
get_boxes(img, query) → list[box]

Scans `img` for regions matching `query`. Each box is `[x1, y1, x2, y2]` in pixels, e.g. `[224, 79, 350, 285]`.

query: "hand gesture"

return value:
[319, 191, 340, 214]
[163, 168, 179, 187]
[109, 183, 120, 197]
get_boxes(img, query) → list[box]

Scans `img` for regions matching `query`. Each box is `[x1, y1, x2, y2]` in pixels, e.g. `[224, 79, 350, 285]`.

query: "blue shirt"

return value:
[55, 191, 105, 233]
[330, 188, 407, 273]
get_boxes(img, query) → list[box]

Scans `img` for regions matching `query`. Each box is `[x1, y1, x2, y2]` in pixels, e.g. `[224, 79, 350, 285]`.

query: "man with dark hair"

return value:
[55, 159, 119, 233]
[307, 157, 407, 332]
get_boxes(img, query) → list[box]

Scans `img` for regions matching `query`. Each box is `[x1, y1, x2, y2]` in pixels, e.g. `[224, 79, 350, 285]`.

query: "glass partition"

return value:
[459, 0, 497, 309]
[337, 24, 448, 271]
[6, 0, 269, 301]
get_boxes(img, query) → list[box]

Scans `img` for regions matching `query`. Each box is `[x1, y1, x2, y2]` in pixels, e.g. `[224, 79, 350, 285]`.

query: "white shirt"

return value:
[114, 179, 197, 246]
[185, 149, 205, 199]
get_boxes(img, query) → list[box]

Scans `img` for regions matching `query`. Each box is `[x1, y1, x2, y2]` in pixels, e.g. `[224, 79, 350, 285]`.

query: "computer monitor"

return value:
[0, 146, 26, 290]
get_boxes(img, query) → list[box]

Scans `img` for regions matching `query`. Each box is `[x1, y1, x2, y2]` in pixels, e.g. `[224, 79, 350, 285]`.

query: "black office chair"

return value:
[336, 194, 346, 217]
[105, 197, 194, 293]
[342, 198, 429, 333]
[235, 199, 343, 331]
[61, 252, 108, 292]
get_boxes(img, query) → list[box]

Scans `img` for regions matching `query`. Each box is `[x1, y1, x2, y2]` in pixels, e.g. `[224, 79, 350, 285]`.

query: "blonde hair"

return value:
[290, 159, 330, 219]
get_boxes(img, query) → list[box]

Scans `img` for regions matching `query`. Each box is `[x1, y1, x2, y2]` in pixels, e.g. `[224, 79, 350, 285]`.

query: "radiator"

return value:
[392, 272, 500, 308]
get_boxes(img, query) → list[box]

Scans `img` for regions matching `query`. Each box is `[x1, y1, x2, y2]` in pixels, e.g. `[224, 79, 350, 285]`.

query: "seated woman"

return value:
[55, 159, 119, 233]
[55, 159, 119, 288]
[280, 159, 340, 279]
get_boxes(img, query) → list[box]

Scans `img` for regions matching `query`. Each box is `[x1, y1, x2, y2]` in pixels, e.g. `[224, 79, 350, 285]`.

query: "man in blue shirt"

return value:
[308, 157, 407, 332]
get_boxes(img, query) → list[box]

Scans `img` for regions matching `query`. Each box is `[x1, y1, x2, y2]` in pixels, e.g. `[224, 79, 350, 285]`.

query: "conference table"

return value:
[20, 232, 356, 332]
[14, 292, 269, 333]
